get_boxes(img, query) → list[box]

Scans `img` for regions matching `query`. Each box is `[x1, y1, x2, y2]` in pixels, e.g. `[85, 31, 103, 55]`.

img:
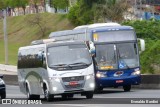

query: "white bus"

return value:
[17, 40, 95, 101]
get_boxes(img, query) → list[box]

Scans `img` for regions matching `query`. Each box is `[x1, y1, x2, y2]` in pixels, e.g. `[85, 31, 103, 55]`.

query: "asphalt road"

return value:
[0, 85, 160, 107]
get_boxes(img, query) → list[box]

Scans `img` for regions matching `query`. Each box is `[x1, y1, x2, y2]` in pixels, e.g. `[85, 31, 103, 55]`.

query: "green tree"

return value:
[94, 0, 129, 22]
[68, 0, 95, 25]
[122, 20, 160, 74]
[19, 0, 29, 15]
[31, 0, 41, 13]
[0, 0, 7, 10]
[25, 14, 48, 38]
[7, 0, 17, 16]
[50, 0, 69, 13]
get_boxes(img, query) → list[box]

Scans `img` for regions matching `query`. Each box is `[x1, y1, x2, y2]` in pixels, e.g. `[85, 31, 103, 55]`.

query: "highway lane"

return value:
[5, 85, 160, 99]
[0, 85, 159, 107]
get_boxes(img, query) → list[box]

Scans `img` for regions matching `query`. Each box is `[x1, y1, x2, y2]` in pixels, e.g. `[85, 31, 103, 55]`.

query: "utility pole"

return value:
[3, 9, 8, 65]
[140, 0, 143, 19]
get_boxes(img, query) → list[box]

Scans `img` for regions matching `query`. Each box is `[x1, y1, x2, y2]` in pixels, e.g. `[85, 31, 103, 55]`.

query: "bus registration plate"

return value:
[69, 81, 78, 86]
[116, 80, 123, 83]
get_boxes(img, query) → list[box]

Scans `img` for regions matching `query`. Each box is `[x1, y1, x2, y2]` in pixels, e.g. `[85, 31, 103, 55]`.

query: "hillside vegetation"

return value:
[0, 13, 75, 65]
[0, 13, 159, 74]
[122, 20, 160, 74]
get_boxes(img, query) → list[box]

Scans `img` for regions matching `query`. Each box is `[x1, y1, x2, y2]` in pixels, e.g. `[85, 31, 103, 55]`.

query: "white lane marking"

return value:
[49, 104, 88, 107]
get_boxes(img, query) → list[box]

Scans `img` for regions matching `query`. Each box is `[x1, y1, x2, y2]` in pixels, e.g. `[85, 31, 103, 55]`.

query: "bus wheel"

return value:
[123, 85, 131, 92]
[44, 89, 54, 102]
[26, 86, 40, 100]
[85, 91, 94, 99]
[26, 86, 33, 100]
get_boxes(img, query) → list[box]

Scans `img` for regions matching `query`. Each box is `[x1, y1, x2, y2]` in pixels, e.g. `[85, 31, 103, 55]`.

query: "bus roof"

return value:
[49, 25, 134, 38]
[74, 23, 121, 30]
[92, 25, 134, 32]
[19, 40, 86, 50]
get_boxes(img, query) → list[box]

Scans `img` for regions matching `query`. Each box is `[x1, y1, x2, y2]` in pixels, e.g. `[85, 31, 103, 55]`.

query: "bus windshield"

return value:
[117, 43, 139, 69]
[95, 43, 139, 70]
[95, 44, 118, 70]
[47, 44, 92, 70]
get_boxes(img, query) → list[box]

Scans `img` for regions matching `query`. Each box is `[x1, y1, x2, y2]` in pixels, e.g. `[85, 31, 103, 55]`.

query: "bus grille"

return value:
[62, 76, 84, 82]
[62, 76, 85, 89]
[64, 84, 83, 89]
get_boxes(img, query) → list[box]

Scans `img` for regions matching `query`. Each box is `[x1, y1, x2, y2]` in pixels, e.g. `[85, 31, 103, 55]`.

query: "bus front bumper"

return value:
[96, 75, 141, 87]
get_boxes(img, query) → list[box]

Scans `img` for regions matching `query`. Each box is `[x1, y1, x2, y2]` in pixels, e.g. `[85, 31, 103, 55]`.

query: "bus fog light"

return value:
[53, 87, 57, 91]
[89, 83, 95, 88]
[132, 70, 141, 75]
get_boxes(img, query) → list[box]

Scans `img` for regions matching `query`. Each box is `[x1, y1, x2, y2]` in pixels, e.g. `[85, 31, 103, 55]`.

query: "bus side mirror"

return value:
[138, 38, 145, 54]
[38, 51, 44, 61]
[89, 41, 96, 56]
[89, 49, 96, 56]
[0, 75, 3, 79]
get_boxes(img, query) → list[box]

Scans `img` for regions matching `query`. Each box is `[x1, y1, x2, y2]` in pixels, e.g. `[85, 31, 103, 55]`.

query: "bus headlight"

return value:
[86, 74, 94, 80]
[49, 77, 60, 82]
[132, 69, 141, 75]
[96, 72, 106, 78]
[0, 78, 5, 85]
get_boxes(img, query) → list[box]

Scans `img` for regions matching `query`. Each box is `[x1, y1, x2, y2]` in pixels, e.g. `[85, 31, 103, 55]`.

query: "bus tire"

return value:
[85, 91, 94, 99]
[26, 85, 33, 100]
[44, 89, 54, 102]
[1, 91, 6, 99]
[123, 85, 131, 92]
[33, 95, 40, 100]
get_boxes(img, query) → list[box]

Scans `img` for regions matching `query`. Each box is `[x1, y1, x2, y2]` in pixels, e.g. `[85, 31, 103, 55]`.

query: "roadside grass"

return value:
[0, 13, 75, 65]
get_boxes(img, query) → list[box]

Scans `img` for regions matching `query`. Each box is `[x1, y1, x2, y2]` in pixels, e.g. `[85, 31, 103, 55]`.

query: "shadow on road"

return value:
[41, 97, 93, 104]
[94, 89, 135, 94]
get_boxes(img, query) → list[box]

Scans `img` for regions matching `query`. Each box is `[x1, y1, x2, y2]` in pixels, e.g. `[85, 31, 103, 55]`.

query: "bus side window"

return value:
[23, 49, 28, 68]
[37, 48, 45, 68]
[18, 52, 22, 68]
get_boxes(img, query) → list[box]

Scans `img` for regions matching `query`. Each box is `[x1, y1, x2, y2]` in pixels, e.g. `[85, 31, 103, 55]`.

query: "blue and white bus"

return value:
[49, 23, 145, 92]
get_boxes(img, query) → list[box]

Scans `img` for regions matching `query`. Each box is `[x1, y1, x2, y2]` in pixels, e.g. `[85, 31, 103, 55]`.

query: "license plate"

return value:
[116, 80, 123, 83]
[69, 81, 78, 86]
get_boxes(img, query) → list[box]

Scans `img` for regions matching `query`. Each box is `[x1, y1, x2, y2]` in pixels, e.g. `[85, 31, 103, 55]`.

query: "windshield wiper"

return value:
[50, 64, 72, 68]
[69, 62, 89, 67]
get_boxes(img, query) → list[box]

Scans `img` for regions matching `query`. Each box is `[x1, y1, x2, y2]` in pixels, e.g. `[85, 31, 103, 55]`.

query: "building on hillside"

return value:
[126, 0, 160, 20]
[45, 0, 77, 13]
[142, 0, 160, 20]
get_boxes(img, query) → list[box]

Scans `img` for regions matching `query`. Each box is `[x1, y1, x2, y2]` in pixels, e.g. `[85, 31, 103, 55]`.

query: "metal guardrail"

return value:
[0, 64, 160, 89]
